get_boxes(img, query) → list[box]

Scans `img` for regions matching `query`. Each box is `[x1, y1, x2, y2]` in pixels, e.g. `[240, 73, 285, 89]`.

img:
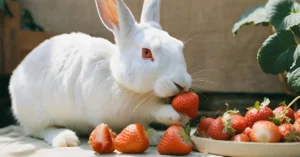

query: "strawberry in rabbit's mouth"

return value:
[164, 91, 199, 119]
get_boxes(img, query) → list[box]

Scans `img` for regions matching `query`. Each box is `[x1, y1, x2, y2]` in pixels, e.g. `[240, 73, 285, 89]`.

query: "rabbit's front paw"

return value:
[51, 129, 80, 147]
[146, 128, 161, 146]
[155, 105, 190, 126]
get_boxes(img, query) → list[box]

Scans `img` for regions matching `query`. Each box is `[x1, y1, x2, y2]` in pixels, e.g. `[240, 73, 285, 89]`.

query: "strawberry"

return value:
[294, 118, 300, 131]
[245, 98, 274, 128]
[172, 91, 199, 119]
[295, 109, 300, 120]
[243, 127, 251, 137]
[114, 124, 149, 153]
[278, 124, 300, 142]
[230, 113, 247, 134]
[88, 123, 115, 154]
[249, 121, 281, 143]
[110, 130, 117, 143]
[272, 102, 295, 125]
[232, 134, 250, 142]
[207, 116, 232, 140]
[157, 124, 192, 155]
[197, 117, 214, 137]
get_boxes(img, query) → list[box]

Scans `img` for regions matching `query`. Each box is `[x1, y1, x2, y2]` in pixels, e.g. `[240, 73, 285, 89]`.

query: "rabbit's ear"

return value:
[95, 0, 136, 34]
[140, 0, 160, 24]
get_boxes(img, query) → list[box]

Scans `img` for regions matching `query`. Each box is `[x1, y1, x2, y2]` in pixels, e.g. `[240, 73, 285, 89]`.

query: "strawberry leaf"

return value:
[189, 88, 196, 92]
[287, 56, 300, 91]
[221, 113, 236, 136]
[261, 97, 270, 107]
[226, 109, 240, 115]
[285, 128, 300, 142]
[145, 128, 156, 137]
[199, 116, 205, 122]
[247, 101, 260, 110]
[232, 4, 269, 35]
[279, 101, 287, 106]
[182, 122, 192, 144]
[269, 117, 281, 126]
[257, 29, 298, 75]
[184, 121, 191, 136]
[266, 0, 300, 31]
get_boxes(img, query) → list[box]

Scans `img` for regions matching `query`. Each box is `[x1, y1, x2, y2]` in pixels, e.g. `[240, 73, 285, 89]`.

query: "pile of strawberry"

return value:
[88, 91, 199, 155]
[197, 98, 300, 143]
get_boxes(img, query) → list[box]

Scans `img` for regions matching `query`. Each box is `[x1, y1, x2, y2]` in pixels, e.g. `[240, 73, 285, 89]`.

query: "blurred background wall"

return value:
[17, 0, 281, 93]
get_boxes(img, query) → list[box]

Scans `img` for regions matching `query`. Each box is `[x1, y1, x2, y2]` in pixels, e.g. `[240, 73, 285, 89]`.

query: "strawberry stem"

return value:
[184, 121, 191, 135]
[287, 96, 300, 108]
[214, 110, 221, 119]
[282, 96, 300, 116]
[182, 122, 192, 144]
[145, 128, 156, 137]
[199, 116, 205, 122]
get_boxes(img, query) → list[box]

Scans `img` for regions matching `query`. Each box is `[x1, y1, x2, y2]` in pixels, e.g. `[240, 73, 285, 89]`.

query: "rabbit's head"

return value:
[95, 0, 191, 98]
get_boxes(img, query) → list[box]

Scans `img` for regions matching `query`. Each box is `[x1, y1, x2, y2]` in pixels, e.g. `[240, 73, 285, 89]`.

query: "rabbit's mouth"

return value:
[165, 96, 176, 104]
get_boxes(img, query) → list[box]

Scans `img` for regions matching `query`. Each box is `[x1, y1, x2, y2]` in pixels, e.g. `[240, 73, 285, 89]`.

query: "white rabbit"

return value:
[9, 0, 192, 147]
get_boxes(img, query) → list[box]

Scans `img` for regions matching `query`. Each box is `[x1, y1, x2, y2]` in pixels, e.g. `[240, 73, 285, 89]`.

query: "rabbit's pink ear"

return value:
[140, 0, 161, 24]
[95, 0, 136, 34]
[95, 0, 119, 31]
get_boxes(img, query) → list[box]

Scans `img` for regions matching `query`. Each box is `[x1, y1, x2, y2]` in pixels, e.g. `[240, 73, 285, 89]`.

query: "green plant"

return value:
[232, 0, 300, 93]
[0, 0, 44, 32]
[0, 0, 13, 17]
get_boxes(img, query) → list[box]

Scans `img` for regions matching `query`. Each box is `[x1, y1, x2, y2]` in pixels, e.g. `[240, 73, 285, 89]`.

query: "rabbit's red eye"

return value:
[142, 48, 153, 61]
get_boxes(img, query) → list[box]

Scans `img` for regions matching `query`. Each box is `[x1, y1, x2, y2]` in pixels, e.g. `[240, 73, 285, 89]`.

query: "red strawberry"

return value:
[272, 102, 295, 125]
[89, 123, 115, 154]
[207, 116, 232, 140]
[278, 124, 300, 142]
[243, 127, 251, 137]
[197, 117, 215, 137]
[114, 124, 149, 153]
[245, 98, 274, 128]
[172, 92, 199, 119]
[295, 109, 300, 120]
[110, 130, 117, 143]
[249, 121, 281, 143]
[232, 134, 250, 142]
[294, 118, 300, 131]
[230, 113, 247, 134]
[157, 124, 192, 155]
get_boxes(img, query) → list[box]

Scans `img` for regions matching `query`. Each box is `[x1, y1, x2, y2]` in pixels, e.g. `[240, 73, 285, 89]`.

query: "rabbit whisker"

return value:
[132, 94, 155, 113]
[192, 79, 219, 85]
[189, 52, 222, 73]
[191, 77, 211, 81]
[191, 69, 221, 76]
[181, 24, 202, 42]
[191, 84, 214, 95]
[183, 36, 200, 46]
[191, 86, 208, 99]
[134, 91, 150, 103]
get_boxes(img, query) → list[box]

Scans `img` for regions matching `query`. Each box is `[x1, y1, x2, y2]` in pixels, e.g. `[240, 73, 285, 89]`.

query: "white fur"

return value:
[9, 0, 192, 147]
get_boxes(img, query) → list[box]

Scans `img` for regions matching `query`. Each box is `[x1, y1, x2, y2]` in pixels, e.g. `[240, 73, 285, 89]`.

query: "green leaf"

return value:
[1, 0, 13, 17]
[21, 8, 35, 24]
[232, 4, 269, 35]
[266, 0, 300, 30]
[0, 0, 4, 11]
[291, 25, 300, 38]
[257, 29, 298, 74]
[287, 56, 300, 91]
[21, 8, 44, 32]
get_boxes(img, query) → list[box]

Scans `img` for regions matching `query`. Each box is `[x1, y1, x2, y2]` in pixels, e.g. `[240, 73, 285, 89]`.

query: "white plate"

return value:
[191, 133, 300, 157]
